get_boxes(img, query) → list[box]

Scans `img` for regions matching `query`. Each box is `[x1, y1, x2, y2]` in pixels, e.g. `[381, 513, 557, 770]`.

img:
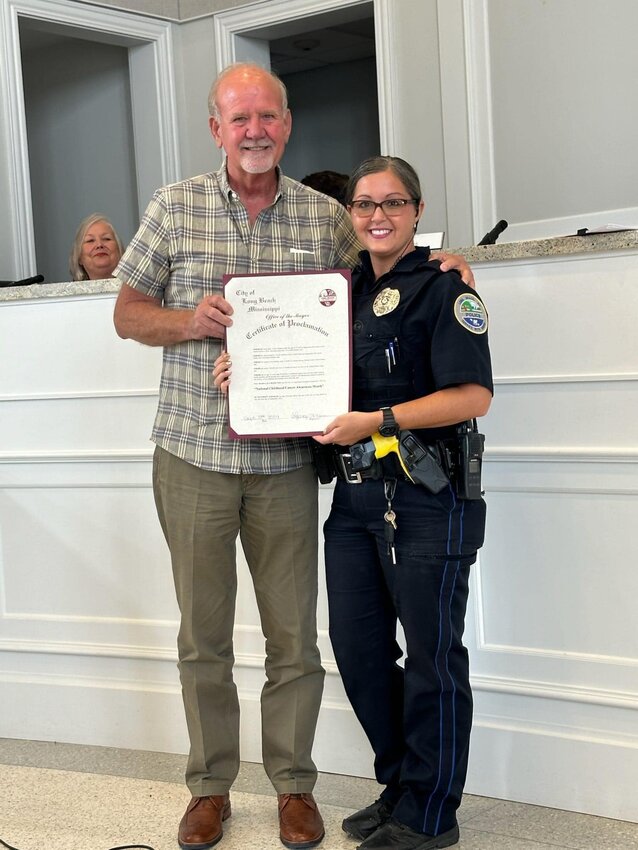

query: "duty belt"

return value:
[333, 448, 412, 485]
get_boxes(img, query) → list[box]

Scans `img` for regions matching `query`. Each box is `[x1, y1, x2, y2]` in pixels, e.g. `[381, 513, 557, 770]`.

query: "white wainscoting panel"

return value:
[460, 247, 638, 821]
[1, 248, 638, 823]
[0, 290, 371, 778]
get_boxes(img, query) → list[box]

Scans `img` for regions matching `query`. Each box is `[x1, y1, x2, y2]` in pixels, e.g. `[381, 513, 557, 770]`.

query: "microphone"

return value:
[478, 220, 508, 246]
[0, 274, 45, 288]
[16, 274, 45, 285]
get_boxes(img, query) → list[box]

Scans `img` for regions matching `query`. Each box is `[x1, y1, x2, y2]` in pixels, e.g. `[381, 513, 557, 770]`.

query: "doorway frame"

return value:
[213, 0, 398, 156]
[0, 0, 180, 278]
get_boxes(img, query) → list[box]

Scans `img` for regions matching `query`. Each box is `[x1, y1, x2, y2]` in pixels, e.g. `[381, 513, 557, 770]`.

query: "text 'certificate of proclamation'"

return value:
[223, 270, 352, 438]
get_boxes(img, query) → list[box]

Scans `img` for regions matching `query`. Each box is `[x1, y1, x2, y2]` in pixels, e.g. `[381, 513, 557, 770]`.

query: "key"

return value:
[384, 509, 397, 529]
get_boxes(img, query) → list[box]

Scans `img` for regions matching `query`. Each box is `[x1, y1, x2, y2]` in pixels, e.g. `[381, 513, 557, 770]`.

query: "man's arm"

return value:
[113, 283, 233, 346]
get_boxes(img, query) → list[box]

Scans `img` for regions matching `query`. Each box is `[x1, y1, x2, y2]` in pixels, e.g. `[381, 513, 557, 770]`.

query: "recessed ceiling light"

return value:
[293, 38, 320, 52]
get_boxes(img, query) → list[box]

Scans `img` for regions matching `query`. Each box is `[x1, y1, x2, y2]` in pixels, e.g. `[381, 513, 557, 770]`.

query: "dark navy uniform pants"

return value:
[325, 477, 484, 836]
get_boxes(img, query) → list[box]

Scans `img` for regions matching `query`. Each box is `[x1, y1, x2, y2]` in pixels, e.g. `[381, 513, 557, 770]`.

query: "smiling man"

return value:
[209, 69, 291, 177]
[113, 62, 472, 850]
[113, 63, 359, 850]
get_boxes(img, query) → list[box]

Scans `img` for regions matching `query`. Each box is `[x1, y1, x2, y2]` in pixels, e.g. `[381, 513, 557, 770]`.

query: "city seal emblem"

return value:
[373, 287, 400, 316]
[453, 294, 488, 334]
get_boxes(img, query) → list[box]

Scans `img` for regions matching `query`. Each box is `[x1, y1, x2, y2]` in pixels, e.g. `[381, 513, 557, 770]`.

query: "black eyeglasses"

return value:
[349, 198, 418, 217]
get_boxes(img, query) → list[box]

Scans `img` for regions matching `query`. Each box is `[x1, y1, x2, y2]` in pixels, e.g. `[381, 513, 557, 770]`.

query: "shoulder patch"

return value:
[453, 293, 488, 334]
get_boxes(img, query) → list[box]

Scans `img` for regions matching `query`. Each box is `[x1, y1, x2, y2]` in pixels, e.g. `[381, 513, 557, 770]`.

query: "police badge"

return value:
[373, 287, 400, 316]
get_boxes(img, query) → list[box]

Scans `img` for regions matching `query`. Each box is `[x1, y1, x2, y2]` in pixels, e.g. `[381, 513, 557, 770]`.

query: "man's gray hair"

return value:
[208, 62, 288, 119]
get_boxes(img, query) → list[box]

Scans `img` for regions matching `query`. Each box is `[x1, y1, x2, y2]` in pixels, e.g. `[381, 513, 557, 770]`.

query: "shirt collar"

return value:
[357, 245, 432, 283]
[215, 158, 284, 203]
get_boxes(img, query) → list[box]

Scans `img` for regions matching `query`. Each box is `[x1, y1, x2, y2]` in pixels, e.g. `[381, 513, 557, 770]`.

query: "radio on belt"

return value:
[456, 421, 485, 500]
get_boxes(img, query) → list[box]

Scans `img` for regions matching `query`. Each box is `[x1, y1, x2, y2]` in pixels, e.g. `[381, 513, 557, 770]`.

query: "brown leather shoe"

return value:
[278, 792, 325, 849]
[178, 794, 231, 849]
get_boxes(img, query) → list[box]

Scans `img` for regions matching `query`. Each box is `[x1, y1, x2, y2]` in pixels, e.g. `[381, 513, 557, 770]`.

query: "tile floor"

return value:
[0, 739, 636, 850]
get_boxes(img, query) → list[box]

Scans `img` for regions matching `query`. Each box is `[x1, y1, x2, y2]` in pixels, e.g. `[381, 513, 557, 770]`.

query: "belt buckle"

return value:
[337, 452, 362, 484]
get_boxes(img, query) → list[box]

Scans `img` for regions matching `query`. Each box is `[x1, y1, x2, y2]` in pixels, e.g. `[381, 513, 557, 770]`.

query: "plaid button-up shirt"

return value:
[115, 163, 361, 474]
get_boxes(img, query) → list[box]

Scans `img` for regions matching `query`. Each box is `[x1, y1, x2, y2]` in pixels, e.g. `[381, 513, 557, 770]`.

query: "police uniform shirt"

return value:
[351, 246, 493, 443]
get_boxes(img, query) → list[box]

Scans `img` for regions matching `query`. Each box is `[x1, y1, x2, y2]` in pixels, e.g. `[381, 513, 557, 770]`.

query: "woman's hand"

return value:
[213, 351, 232, 393]
[313, 411, 381, 447]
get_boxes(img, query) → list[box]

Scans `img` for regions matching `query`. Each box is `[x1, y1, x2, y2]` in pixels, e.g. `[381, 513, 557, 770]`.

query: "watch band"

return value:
[379, 406, 399, 437]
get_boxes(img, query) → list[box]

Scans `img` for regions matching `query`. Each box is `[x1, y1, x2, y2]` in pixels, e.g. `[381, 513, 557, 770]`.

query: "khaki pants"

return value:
[153, 446, 324, 796]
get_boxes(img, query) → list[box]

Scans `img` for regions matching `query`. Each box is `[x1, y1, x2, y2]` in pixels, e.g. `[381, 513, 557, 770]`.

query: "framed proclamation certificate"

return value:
[223, 270, 352, 438]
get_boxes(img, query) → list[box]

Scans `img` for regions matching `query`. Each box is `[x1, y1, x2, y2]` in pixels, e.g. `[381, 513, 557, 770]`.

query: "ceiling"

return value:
[269, 16, 375, 76]
[18, 10, 376, 76]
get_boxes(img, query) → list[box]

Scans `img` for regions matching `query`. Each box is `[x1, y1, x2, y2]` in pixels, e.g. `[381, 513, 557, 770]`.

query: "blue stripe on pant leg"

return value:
[423, 492, 465, 835]
[421, 559, 461, 834]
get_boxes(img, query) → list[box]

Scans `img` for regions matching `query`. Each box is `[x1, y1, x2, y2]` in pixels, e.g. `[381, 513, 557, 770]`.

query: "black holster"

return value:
[310, 441, 337, 484]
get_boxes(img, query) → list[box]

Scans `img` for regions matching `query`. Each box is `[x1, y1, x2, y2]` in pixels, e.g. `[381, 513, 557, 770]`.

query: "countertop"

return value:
[2, 229, 637, 303]
[453, 228, 638, 264]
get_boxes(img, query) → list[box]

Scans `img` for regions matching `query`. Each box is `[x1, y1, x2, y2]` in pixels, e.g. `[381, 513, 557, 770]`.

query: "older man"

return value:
[114, 63, 471, 850]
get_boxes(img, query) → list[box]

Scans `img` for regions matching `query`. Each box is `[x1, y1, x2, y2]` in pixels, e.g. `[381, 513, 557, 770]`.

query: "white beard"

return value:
[239, 148, 276, 174]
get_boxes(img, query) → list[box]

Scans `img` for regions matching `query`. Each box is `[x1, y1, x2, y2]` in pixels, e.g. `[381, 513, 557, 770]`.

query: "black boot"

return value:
[357, 819, 459, 850]
[342, 799, 395, 841]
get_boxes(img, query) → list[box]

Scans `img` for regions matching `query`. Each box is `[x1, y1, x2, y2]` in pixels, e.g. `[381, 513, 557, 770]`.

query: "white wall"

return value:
[453, 0, 638, 242]
[20, 32, 139, 283]
[488, 0, 638, 223]
[172, 16, 222, 180]
[391, 0, 449, 238]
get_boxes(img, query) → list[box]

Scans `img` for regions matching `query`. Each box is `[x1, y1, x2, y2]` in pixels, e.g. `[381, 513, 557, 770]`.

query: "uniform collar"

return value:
[356, 245, 433, 290]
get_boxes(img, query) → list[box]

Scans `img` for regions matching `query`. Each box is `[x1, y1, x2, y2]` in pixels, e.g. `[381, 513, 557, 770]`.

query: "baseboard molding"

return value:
[2, 675, 637, 821]
[467, 718, 638, 822]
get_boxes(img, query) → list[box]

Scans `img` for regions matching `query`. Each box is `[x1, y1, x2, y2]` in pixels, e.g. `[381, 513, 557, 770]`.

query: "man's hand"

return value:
[190, 295, 233, 340]
[432, 252, 475, 288]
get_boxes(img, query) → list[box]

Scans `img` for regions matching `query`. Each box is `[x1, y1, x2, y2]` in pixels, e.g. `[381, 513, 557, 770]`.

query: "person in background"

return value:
[300, 170, 349, 206]
[69, 213, 123, 281]
[114, 62, 475, 850]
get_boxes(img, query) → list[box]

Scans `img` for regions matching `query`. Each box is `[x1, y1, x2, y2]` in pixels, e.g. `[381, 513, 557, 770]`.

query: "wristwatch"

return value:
[378, 406, 399, 437]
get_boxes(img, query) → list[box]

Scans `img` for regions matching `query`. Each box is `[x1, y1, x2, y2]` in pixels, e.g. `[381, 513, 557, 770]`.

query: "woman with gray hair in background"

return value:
[69, 213, 123, 281]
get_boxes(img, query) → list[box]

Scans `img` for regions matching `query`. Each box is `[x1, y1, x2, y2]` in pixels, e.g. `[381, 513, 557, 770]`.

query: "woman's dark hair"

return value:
[300, 170, 349, 206]
[345, 156, 422, 206]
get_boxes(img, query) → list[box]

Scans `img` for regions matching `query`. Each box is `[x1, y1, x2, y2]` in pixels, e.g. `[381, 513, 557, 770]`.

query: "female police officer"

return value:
[213, 155, 492, 850]
[313, 156, 493, 850]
